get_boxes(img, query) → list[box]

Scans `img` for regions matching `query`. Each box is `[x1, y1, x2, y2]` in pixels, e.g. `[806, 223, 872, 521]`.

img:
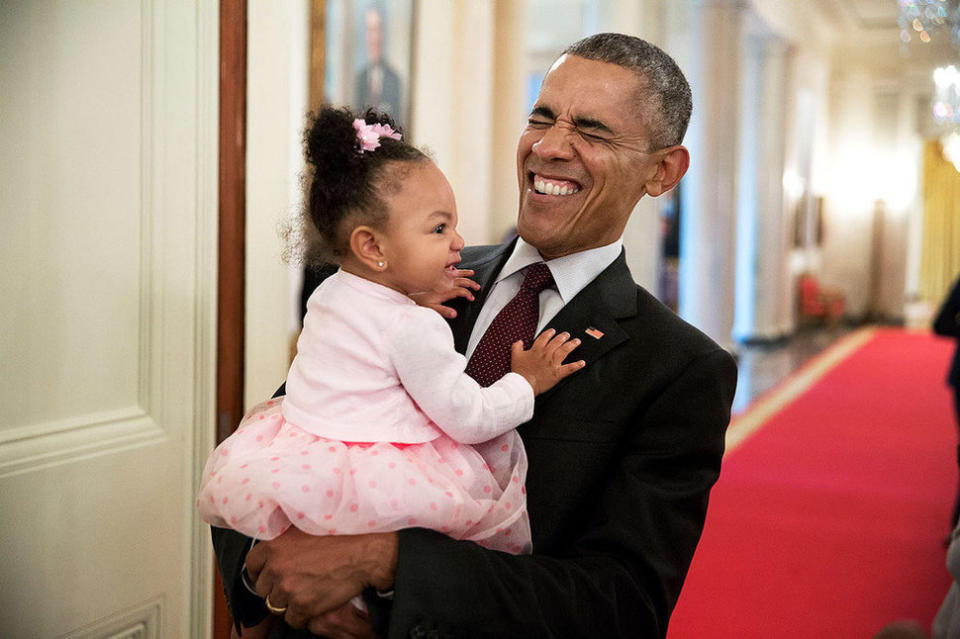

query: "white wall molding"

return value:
[188, 1, 219, 636]
[61, 597, 162, 639]
[0, 408, 164, 479]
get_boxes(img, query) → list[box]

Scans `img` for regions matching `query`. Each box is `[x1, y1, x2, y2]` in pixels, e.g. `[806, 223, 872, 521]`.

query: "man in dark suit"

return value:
[215, 33, 737, 638]
[934, 275, 960, 527]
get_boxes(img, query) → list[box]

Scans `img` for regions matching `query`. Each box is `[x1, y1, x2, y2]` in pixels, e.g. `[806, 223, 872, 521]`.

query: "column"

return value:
[610, 0, 668, 293]
[669, 0, 744, 351]
[732, 34, 790, 342]
[412, 0, 494, 245]
[489, 0, 527, 242]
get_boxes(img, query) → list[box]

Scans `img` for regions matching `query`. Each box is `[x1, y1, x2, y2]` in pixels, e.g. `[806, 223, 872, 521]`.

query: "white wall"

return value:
[783, 47, 832, 328]
[822, 49, 929, 321]
[245, 0, 310, 408]
[410, 0, 495, 246]
[737, 0, 931, 327]
[490, 0, 527, 244]
[609, 1, 668, 294]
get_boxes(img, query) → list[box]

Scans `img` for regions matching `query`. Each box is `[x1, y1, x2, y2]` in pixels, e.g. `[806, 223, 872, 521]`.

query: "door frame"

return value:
[215, 0, 246, 636]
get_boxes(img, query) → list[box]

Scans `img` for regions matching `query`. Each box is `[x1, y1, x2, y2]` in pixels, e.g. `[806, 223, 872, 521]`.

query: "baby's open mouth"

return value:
[532, 173, 582, 196]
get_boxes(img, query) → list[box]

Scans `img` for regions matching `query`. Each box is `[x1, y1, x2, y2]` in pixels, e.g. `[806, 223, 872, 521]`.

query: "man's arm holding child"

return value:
[241, 345, 735, 638]
[384, 347, 736, 638]
[244, 529, 396, 635]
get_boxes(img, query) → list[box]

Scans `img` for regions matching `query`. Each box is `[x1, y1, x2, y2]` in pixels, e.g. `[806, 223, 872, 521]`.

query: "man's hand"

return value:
[408, 268, 480, 319]
[511, 329, 585, 395]
[245, 528, 397, 630]
[306, 601, 379, 639]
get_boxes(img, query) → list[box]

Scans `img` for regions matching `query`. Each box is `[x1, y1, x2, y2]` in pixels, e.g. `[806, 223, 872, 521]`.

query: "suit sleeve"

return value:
[386, 348, 737, 639]
[934, 278, 960, 338]
[211, 526, 269, 632]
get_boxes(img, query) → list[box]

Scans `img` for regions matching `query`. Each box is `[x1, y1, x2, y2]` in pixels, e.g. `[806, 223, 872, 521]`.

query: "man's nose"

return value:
[532, 123, 575, 161]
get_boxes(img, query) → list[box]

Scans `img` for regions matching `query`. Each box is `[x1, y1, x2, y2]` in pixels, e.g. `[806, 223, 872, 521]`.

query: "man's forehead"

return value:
[547, 53, 571, 75]
[534, 56, 645, 132]
[538, 56, 641, 100]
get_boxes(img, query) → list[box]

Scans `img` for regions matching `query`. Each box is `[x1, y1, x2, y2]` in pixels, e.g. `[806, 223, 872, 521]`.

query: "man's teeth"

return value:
[534, 177, 580, 196]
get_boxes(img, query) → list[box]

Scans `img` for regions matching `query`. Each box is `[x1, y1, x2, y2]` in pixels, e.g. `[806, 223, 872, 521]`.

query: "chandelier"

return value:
[898, 0, 960, 48]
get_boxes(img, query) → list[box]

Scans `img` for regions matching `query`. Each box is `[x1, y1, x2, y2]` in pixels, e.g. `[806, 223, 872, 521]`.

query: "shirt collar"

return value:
[496, 236, 623, 305]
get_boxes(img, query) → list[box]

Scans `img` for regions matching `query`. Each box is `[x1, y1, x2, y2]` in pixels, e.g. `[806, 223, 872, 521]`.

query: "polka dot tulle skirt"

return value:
[198, 399, 531, 554]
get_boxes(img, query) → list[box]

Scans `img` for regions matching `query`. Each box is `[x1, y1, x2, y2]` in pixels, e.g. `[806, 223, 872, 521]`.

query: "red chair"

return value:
[798, 274, 845, 324]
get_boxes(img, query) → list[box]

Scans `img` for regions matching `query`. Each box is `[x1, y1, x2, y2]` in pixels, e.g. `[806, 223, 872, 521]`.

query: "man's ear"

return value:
[348, 225, 386, 270]
[643, 145, 690, 197]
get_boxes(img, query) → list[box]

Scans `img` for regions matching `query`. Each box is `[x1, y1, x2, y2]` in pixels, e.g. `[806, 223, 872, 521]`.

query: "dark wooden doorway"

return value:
[214, 2, 326, 636]
[215, 0, 246, 636]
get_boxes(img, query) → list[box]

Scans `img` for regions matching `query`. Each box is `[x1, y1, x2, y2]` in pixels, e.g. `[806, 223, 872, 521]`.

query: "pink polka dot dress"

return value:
[198, 271, 534, 554]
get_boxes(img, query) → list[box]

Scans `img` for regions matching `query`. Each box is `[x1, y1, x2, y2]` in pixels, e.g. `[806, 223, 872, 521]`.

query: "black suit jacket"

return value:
[213, 243, 737, 638]
[934, 276, 960, 388]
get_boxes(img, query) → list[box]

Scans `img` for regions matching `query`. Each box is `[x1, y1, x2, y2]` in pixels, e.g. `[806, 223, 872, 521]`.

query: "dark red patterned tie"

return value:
[465, 263, 554, 387]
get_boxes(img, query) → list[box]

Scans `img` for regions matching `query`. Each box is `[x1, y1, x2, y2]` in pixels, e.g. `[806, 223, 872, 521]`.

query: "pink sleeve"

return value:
[387, 307, 534, 444]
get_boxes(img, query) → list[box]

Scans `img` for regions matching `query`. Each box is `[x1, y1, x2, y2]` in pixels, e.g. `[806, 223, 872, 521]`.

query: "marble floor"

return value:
[731, 324, 856, 414]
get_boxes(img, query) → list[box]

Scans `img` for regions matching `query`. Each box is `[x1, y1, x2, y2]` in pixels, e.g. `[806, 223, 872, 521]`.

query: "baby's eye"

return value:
[432, 224, 446, 234]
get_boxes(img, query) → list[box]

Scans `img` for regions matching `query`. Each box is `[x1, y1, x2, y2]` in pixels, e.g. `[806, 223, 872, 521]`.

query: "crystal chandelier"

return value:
[898, 0, 960, 48]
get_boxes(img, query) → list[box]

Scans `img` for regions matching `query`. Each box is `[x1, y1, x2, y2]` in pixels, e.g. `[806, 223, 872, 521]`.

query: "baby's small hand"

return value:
[510, 329, 585, 395]
[408, 269, 481, 319]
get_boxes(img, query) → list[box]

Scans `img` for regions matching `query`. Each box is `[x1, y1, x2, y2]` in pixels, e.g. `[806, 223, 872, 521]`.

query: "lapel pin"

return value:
[585, 327, 604, 340]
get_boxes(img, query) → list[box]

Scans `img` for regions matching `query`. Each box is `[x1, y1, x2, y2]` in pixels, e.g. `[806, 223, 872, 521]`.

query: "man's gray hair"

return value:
[563, 33, 692, 150]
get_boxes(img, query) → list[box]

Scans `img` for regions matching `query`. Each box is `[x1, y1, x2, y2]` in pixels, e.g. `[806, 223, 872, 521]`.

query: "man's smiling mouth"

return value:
[532, 173, 581, 196]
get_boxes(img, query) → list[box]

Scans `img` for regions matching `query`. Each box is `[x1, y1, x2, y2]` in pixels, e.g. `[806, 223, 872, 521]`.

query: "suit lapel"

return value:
[450, 244, 638, 393]
[538, 250, 638, 400]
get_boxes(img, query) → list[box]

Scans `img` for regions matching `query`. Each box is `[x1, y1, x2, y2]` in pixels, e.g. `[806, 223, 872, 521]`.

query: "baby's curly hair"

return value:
[301, 106, 428, 263]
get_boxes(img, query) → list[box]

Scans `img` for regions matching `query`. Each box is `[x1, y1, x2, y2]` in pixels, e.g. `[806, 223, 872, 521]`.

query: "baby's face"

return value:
[377, 161, 464, 296]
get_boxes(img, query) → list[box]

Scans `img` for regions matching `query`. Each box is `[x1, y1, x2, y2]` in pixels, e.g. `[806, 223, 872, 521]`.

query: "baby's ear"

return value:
[349, 225, 386, 270]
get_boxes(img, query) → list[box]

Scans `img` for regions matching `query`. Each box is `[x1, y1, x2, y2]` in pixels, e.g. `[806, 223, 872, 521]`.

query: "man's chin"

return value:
[516, 223, 560, 257]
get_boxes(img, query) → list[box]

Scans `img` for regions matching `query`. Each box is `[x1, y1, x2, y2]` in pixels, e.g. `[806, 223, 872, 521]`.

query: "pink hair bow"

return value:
[353, 118, 402, 153]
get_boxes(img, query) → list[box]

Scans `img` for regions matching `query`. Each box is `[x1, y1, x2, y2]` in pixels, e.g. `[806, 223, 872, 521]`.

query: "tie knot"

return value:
[520, 262, 554, 295]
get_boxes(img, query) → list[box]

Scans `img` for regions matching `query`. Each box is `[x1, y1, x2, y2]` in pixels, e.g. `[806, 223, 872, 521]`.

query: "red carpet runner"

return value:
[668, 328, 957, 638]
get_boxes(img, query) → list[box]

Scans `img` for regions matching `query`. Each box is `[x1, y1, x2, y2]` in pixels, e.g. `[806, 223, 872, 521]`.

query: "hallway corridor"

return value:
[733, 325, 857, 414]
[672, 328, 956, 638]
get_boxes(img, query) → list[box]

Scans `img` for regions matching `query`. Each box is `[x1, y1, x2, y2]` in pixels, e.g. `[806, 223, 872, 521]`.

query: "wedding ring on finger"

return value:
[265, 594, 287, 615]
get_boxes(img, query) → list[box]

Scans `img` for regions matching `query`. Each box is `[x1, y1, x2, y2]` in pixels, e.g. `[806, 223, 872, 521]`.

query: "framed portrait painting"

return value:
[322, 0, 415, 131]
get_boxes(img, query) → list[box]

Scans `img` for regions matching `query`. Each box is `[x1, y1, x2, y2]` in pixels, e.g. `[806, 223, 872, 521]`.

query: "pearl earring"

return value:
[377, 261, 385, 268]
